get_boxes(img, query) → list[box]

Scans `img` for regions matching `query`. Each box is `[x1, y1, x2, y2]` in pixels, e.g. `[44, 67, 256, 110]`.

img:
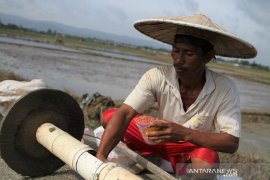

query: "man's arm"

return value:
[147, 120, 239, 153]
[182, 127, 239, 153]
[96, 104, 138, 162]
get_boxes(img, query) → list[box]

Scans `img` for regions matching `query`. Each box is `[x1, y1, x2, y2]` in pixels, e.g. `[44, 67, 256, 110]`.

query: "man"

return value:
[96, 14, 257, 175]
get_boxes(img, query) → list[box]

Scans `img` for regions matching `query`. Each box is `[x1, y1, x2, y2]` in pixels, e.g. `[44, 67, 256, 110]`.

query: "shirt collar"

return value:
[165, 65, 216, 100]
[165, 65, 179, 89]
[198, 67, 216, 101]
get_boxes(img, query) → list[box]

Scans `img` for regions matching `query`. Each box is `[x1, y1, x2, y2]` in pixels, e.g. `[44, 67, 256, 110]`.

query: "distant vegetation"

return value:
[0, 20, 269, 71]
[0, 20, 170, 54]
[214, 58, 270, 71]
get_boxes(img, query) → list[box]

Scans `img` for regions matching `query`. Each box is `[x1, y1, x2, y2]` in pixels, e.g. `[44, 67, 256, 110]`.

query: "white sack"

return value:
[0, 79, 46, 116]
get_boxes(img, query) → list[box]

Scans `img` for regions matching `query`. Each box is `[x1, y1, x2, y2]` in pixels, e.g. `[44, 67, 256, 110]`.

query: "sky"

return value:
[0, 0, 269, 66]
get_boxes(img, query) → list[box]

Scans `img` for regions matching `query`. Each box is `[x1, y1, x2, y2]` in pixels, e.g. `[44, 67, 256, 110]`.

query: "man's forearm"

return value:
[96, 116, 128, 161]
[181, 127, 239, 153]
[96, 105, 137, 161]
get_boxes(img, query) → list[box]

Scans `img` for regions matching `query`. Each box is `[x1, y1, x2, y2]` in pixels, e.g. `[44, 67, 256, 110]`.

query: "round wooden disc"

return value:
[0, 89, 85, 177]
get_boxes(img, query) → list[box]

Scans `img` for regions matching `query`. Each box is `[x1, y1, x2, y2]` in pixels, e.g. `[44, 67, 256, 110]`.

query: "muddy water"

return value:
[234, 78, 270, 111]
[0, 38, 270, 112]
[0, 41, 157, 100]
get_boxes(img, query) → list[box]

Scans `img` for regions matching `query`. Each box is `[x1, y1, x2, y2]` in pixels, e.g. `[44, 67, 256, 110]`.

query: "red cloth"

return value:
[102, 108, 219, 172]
[102, 107, 118, 121]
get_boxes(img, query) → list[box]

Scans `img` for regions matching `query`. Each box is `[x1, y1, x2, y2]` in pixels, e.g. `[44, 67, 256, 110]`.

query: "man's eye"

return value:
[186, 51, 194, 56]
[173, 49, 179, 53]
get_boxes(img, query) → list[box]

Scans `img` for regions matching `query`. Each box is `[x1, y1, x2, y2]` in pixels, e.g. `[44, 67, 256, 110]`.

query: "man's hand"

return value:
[145, 118, 239, 154]
[146, 119, 184, 143]
[96, 153, 108, 162]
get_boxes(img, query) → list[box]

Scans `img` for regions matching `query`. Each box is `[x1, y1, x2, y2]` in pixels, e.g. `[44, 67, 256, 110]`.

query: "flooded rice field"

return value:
[0, 39, 160, 99]
[0, 37, 270, 112]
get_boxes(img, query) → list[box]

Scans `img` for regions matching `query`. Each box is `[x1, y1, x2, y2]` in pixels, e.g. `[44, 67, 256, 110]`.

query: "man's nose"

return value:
[174, 53, 185, 64]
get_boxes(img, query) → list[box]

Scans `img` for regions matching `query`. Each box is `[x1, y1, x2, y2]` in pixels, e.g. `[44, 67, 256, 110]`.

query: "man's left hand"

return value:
[146, 119, 184, 143]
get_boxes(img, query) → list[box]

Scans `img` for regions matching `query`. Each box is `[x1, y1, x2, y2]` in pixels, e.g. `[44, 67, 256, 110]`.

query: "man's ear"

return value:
[203, 50, 215, 64]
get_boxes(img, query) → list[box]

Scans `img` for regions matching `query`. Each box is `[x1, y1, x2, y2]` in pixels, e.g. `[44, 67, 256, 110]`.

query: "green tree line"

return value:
[215, 58, 269, 71]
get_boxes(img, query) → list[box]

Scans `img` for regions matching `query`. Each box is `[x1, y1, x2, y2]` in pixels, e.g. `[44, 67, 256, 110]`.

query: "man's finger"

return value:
[150, 120, 169, 127]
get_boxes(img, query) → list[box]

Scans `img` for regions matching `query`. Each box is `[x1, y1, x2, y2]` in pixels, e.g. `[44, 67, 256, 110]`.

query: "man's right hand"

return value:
[96, 153, 108, 162]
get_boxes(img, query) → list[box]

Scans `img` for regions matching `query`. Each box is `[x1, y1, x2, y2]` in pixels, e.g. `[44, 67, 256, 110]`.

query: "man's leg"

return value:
[100, 107, 118, 128]
[189, 148, 219, 179]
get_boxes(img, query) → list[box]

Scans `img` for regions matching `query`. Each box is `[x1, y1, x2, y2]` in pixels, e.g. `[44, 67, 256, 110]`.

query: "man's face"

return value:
[171, 42, 207, 77]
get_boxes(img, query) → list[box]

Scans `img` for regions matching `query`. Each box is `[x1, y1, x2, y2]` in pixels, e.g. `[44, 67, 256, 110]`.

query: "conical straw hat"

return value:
[134, 14, 257, 58]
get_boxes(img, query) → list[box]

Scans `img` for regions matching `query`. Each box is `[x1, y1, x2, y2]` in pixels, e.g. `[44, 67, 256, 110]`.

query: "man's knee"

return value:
[100, 108, 118, 128]
[191, 147, 219, 165]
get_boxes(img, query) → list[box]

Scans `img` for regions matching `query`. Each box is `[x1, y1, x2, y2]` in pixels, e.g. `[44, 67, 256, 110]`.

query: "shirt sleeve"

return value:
[124, 68, 158, 113]
[214, 79, 241, 138]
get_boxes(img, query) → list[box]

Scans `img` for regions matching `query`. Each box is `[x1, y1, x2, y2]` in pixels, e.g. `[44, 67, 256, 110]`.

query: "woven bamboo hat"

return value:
[134, 14, 257, 58]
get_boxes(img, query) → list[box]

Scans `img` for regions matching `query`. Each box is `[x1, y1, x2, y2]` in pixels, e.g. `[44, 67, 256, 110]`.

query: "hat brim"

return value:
[134, 19, 257, 59]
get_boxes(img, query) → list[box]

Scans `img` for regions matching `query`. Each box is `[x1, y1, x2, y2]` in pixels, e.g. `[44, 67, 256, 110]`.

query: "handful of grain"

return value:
[136, 115, 164, 145]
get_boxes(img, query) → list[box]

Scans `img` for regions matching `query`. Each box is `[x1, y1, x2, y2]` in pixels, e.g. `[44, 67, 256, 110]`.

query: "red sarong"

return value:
[102, 108, 219, 172]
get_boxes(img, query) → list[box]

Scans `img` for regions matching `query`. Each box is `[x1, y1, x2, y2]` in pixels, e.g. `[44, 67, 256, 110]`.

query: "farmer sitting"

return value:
[96, 14, 257, 178]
